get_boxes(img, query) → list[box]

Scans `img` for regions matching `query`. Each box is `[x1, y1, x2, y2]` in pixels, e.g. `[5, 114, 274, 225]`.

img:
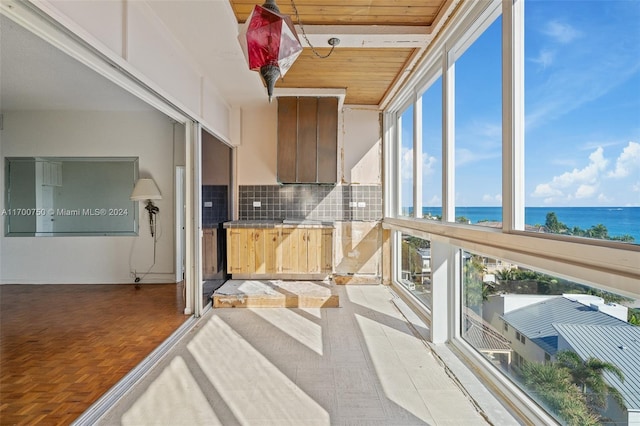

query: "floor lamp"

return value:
[130, 178, 162, 285]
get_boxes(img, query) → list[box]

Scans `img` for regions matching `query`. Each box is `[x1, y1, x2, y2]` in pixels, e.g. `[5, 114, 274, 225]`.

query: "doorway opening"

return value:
[201, 129, 233, 305]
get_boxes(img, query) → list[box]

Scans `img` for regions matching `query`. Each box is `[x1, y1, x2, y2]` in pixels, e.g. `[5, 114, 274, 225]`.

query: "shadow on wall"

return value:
[334, 222, 382, 284]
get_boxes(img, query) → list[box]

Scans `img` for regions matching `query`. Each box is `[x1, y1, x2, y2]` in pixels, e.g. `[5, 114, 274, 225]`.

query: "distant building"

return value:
[555, 324, 640, 425]
[491, 295, 630, 366]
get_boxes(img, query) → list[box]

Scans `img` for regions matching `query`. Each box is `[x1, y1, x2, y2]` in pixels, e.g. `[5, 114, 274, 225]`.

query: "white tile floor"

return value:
[97, 285, 518, 425]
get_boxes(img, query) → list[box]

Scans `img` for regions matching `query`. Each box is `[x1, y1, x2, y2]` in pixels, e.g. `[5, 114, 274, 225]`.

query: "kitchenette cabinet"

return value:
[277, 96, 338, 184]
[225, 223, 333, 278]
[202, 228, 218, 279]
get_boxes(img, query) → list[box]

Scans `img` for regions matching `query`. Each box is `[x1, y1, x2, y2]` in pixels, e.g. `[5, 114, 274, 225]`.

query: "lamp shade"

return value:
[130, 178, 162, 201]
[238, 3, 302, 100]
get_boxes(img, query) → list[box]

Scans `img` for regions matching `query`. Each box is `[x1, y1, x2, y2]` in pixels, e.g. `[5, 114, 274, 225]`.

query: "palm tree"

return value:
[520, 361, 598, 426]
[555, 350, 625, 410]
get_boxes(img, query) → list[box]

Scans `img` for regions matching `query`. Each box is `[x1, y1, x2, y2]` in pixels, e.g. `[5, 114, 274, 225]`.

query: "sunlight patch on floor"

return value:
[122, 357, 221, 425]
[250, 307, 324, 355]
[186, 315, 330, 425]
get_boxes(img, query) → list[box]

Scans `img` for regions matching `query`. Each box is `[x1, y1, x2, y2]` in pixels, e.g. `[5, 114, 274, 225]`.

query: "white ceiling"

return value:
[0, 0, 334, 114]
[145, 0, 267, 107]
[0, 14, 155, 112]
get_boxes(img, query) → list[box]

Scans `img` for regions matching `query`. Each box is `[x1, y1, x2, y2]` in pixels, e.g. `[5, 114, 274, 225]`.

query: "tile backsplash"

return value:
[202, 185, 229, 227]
[239, 184, 382, 221]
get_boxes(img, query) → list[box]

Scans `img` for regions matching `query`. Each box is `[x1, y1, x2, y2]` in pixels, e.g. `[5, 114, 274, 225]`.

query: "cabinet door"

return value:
[227, 229, 241, 273]
[203, 228, 217, 279]
[297, 97, 318, 183]
[277, 97, 298, 183]
[264, 229, 279, 274]
[251, 229, 266, 274]
[279, 228, 300, 273]
[321, 228, 333, 272]
[305, 229, 322, 273]
[317, 97, 338, 183]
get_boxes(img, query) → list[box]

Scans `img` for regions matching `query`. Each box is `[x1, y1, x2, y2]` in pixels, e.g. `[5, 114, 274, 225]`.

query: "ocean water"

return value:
[417, 206, 640, 242]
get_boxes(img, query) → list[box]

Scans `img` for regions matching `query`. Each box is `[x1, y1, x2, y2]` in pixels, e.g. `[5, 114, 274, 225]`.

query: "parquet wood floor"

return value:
[0, 283, 188, 426]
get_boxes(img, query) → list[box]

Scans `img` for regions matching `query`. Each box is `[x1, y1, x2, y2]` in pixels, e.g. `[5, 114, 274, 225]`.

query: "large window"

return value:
[420, 77, 443, 221]
[462, 249, 637, 426]
[454, 16, 503, 226]
[386, 0, 639, 422]
[524, 1, 640, 245]
[399, 233, 432, 309]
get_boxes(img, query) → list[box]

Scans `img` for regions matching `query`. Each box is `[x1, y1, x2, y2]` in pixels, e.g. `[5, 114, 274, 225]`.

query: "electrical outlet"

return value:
[253, 201, 261, 207]
[349, 201, 356, 208]
[357, 201, 366, 208]
[204, 201, 213, 207]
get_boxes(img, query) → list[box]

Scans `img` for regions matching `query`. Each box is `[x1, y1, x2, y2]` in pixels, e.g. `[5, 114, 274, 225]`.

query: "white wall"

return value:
[202, 131, 231, 186]
[0, 110, 178, 284]
[342, 108, 382, 184]
[236, 104, 278, 185]
[40, 0, 231, 142]
[236, 103, 381, 185]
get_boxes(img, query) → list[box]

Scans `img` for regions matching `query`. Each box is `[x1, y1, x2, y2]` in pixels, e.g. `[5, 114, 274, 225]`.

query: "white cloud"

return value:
[426, 195, 441, 206]
[597, 193, 612, 203]
[455, 148, 501, 167]
[532, 147, 608, 202]
[530, 49, 555, 69]
[401, 147, 438, 180]
[551, 147, 608, 188]
[607, 141, 640, 178]
[575, 184, 597, 199]
[422, 153, 438, 176]
[532, 183, 563, 198]
[543, 21, 582, 44]
[482, 193, 502, 203]
[401, 147, 413, 180]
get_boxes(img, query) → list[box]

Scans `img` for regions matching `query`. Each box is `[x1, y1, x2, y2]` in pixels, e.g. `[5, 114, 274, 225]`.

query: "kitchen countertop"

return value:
[223, 219, 335, 228]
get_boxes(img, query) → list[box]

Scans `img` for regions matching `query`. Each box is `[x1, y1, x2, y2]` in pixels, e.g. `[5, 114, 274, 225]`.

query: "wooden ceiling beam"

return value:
[294, 25, 433, 48]
[236, 24, 432, 48]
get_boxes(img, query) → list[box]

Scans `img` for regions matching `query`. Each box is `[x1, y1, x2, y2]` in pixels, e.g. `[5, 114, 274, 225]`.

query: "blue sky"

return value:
[402, 0, 640, 208]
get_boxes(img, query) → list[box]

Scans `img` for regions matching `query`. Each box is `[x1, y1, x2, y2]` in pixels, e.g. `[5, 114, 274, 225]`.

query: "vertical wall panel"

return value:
[297, 97, 318, 183]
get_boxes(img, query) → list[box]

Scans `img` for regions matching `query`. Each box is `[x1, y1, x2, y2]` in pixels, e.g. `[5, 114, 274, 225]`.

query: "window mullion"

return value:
[414, 94, 423, 219]
[502, 0, 525, 232]
[442, 51, 456, 223]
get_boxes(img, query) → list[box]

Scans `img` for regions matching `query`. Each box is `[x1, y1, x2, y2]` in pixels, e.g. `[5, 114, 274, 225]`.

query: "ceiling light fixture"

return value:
[238, 0, 340, 102]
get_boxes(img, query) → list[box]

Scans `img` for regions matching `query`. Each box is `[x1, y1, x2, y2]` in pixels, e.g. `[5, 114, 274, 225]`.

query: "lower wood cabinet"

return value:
[227, 227, 333, 276]
[202, 228, 217, 279]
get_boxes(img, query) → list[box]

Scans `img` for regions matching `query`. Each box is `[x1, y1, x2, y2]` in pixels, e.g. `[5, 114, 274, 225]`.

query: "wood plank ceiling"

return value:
[229, 0, 453, 105]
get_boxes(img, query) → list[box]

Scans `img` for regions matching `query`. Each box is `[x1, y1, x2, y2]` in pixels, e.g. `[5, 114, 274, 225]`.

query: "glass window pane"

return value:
[399, 233, 432, 309]
[421, 77, 443, 221]
[454, 17, 503, 227]
[524, 0, 640, 245]
[461, 249, 638, 425]
[400, 105, 414, 216]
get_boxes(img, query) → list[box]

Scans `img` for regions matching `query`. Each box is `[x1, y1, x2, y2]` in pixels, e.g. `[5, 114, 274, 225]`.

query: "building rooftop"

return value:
[501, 296, 630, 355]
[554, 323, 640, 411]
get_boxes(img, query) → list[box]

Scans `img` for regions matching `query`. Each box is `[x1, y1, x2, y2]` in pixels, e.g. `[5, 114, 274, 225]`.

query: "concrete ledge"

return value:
[213, 280, 339, 308]
[333, 274, 381, 285]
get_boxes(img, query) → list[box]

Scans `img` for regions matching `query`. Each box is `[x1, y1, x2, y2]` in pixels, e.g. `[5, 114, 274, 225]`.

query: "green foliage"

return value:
[555, 351, 625, 410]
[456, 216, 471, 224]
[628, 308, 640, 326]
[521, 361, 599, 425]
[543, 211, 635, 242]
[545, 212, 568, 234]
[492, 267, 634, 306]
[463, 255, 488, 311]
[404, 236, 430, 250]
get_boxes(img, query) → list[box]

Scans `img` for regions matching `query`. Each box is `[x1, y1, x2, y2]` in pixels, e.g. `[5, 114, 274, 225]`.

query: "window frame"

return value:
[382, 0, 640, 423]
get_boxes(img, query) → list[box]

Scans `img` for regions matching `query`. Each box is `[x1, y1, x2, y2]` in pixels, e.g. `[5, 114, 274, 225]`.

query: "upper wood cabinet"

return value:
[277, 96, 338, 184]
